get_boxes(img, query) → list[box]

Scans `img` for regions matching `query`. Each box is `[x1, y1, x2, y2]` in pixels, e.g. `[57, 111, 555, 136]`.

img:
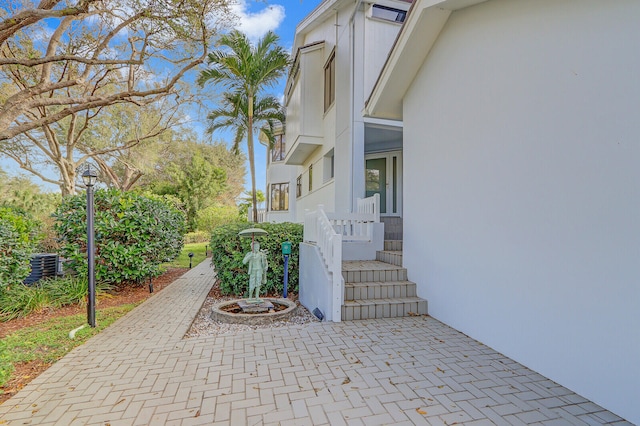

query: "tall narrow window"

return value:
[296, 175, 302, 198]
[308, 164, 313, 192]
[324, 51, 335, 112]
[270, 183, 289, 211]
[270, 134, 286, 162]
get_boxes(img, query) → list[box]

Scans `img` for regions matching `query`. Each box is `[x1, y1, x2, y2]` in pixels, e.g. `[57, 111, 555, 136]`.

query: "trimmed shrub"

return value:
[54, 189, 186, 285]
[0, 207, 41, 288]
[210, 222, 303, 296]
[184, 231, 210, 244]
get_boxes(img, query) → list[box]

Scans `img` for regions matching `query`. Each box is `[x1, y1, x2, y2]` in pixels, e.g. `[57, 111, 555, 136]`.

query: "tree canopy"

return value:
[0, 0, 233, 142]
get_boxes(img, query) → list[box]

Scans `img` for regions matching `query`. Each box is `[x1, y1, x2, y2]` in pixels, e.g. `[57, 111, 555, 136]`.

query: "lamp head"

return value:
[82, 166, 98, 187]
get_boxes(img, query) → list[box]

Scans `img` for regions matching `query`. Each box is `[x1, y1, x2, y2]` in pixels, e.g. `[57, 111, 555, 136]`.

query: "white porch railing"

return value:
[357, 193, 380, 222]
[304, 205, 343, 321]
[325, 193, 380, 242]
[247, 207, 267, 223]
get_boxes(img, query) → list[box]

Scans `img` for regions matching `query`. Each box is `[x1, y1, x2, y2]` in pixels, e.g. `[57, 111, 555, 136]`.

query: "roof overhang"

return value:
[284, 135, 323, 165]
[365, 0, 488, 120]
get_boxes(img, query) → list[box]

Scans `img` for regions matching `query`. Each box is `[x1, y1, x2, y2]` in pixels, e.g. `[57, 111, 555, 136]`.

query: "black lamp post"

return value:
[82, 165, 98, 328]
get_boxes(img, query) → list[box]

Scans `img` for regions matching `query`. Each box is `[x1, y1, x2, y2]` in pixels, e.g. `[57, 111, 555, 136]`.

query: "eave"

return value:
[365, 0, 488, 120]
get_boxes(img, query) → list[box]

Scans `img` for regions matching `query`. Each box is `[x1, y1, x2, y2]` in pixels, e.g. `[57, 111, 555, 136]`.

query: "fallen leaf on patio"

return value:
[195, 410, 200, 417]
[408, 312, 419, 316]
[416, 408, 427, 415]
[342, 377, 351, 385]
[114, 398, 125, 406]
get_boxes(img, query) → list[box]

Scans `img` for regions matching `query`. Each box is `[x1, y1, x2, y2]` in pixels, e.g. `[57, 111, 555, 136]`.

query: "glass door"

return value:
[365, 158, 387, 214]
[365, 151, 402, 216]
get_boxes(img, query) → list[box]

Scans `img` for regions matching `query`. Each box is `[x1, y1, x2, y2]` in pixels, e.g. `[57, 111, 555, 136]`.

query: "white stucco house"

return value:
[364, 0, 638, 423]
[264, 0, 411, 228]
[268, 0, 639, 423]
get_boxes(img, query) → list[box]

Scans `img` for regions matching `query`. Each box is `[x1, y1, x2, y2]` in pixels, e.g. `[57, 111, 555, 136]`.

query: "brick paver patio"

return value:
[0, 261, 632, 425]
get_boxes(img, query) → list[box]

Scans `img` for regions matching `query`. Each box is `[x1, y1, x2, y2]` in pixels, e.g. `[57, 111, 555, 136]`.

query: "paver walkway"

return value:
[0, 261, 632, 425]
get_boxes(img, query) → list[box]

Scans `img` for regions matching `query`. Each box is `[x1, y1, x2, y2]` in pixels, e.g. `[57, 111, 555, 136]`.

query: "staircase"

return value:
[341, 240, 428, 320]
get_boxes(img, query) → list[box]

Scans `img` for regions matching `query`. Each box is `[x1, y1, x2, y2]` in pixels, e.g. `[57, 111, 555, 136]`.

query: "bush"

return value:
[54, 189, 186, 285]
[196, 204, 241, 234]
[184, 231, 210, 244]
[210, 222, 303, 296]
[0, 207, 41, 288]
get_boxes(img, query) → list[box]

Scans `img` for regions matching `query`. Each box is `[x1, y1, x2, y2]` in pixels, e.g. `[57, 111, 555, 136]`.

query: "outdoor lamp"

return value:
[82, 166, 98, 187]
[188, 252, 194, 269]
[82, 164, 98, 327]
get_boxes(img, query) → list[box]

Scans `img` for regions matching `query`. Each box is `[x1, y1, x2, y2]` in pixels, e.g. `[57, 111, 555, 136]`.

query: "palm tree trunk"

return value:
[247, 94, 258, 223]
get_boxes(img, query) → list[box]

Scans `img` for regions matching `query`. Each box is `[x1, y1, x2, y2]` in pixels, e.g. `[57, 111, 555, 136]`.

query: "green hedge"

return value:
[0, 207, 41, 288]
[54, 189, 186, 285]
[210, 222, 303, 296]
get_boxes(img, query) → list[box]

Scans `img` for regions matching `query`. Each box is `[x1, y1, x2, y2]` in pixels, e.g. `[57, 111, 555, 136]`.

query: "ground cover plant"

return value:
[210, 222, 303, 296]
[54, 189, 186, 285]
[0, 276, 112, 321]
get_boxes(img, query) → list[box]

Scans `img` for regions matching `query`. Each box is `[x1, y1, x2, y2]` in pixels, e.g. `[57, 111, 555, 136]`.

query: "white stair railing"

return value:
[304, 205, 343, 321]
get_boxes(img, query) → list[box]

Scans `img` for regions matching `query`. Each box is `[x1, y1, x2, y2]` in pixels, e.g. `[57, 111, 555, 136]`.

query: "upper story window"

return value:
[296, 175, 302, 198]
[371, 4, 407, 23]
[324, 50, 335, 112]
[270, 134, 286, 162]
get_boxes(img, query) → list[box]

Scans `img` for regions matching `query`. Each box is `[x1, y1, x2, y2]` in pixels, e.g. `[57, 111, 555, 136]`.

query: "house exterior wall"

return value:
[401, 0, 640, 422]
[283, 0, 409, 218]
[264, 160, 297, 223]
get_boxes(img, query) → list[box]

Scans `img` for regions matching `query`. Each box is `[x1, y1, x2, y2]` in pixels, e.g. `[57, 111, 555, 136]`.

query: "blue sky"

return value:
[1, 0, 322, 196]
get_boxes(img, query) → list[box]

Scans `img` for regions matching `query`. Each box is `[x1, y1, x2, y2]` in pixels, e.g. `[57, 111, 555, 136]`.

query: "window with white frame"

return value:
[270, 134, 286, 162]
[323, 149, 334, 183]
[296, 175, 302, 198]
[324, 51, 335, 112]
[270, 183, 289, 211]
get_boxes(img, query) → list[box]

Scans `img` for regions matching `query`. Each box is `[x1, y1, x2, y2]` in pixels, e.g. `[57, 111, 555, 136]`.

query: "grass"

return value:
[163, 242, 209, 269]
[0, 303, 140, 388]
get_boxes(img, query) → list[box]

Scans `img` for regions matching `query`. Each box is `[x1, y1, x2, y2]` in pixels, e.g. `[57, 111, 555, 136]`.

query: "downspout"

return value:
[349, 0, 364, 213]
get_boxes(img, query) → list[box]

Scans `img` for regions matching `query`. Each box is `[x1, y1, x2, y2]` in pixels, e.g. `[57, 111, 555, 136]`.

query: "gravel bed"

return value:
[184, 294, 321, 338]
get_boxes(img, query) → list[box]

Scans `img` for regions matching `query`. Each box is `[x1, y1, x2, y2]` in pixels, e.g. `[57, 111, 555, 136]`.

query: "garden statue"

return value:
[242, 242, 268, 302]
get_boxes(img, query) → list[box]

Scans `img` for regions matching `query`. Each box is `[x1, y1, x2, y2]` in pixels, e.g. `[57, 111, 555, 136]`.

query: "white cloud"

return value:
[229, 0, 285, 42]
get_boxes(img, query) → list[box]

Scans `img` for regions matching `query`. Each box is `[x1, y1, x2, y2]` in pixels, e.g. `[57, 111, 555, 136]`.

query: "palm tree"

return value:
[198, 30, 289, 222]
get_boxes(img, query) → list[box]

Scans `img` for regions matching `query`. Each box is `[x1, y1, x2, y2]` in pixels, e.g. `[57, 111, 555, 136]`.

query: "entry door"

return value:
[365, 152, 402, 216]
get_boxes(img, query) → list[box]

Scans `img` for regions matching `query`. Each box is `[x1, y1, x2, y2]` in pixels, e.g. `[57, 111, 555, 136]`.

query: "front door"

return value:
[365, 151, 402, 216]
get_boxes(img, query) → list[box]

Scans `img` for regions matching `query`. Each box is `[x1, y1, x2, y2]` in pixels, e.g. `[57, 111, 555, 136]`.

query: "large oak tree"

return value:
[0, 0, 233, 194]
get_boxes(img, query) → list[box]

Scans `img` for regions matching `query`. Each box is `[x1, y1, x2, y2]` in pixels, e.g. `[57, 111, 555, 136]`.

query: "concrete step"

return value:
[376, 250, 402, 266]
[342, 297, 428, 320]
[384, 240, 403, 251]
[342, 261, 407, 283]
[345, 280, 417, 300]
